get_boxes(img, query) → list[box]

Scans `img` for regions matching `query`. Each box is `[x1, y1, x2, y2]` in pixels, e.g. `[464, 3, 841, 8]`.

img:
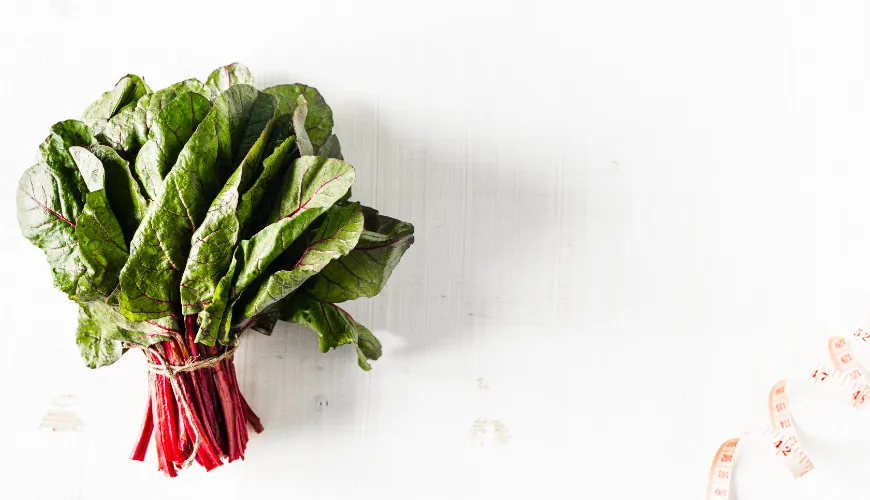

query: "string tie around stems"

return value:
[123, 343, 239, 469]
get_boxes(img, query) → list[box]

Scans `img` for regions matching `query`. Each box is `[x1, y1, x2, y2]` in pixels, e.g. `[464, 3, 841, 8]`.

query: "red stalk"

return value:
[130, 392, 154, 461]
[128, 317, 262, 475]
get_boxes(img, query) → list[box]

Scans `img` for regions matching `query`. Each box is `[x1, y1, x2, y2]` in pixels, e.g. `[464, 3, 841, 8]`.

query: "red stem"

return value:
[130, 391, 154, 461]
[240, 393, 264, 433]
[128, 319, 263, 475]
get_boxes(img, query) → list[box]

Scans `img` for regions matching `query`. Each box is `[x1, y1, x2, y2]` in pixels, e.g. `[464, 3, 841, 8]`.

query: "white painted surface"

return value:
[0, 1, 869, 498]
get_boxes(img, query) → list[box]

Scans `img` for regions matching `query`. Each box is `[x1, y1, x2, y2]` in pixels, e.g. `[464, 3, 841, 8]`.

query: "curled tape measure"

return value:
[704, 330, 870, 499]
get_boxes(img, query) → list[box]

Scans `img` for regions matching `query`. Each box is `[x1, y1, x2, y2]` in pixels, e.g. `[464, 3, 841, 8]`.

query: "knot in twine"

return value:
[124, 343, 239, 468]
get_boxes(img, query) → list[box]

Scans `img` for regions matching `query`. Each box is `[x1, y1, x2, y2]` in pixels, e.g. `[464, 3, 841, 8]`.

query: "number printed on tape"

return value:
[704, 333, 870, 497]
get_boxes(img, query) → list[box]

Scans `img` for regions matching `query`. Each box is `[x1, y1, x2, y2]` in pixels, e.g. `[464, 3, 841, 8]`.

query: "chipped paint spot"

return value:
[41, 394, 83, 431]
[470, 418, 511, 445]
[41, 410, 84, 432]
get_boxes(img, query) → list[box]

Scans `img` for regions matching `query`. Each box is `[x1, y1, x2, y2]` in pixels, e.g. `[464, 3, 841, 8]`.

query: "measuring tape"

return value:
[704, 331, 870, 499]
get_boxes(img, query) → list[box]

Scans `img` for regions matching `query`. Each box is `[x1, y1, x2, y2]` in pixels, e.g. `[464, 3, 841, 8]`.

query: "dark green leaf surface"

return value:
[282, 294, 382, 371]
[76, 307, 124, 369]
[206, 63, 254, 92]
[101, 79, 213, 153]
[179, 93, 279, 342]
[119, 85, 266, 321]
[70, 155, 127, 302]
[82, 75, 150, 135]
[232, 156, 355, 294]
[38, 119, 97, 210]
[264, 84, 334, 151]
[16, 162, 86, 294]
[18, 63, 414, 371]
[134, 92, 212, 200]
[305, 208, 414, 303]
[238, 202, 363, 318]
[87, 146, 147, 241]
[317, 134, 343, 160]
[193, 136, 296, 344]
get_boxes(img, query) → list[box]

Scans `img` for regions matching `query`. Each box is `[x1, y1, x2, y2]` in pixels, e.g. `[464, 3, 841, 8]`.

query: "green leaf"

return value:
[317, 134, 343, 160]
[206, 63, 254, 92]
[264, 84, 334, 151]
[119, 85, 268, 321]
[281, 294, 382, 371]
[81, 297, 176, 343]
[68, 147, 129, 302]
[82, 75, 150, 135]
[231, 156, 355, 295]
[134, 91, 212, 200]
[76, 307, 124, 369]
[16, 162, 86, 295]
[101, 79, 213, 153]
[251, 310, 279, 336]
[305, 208, 414, 303]
[237, 202, 364, 318]
[38, 120, 97, 210]
[292, 95, 313, 156]
[87, 146, 147, 241]
[179, 93, 279, 318]
[236, 135, 297, 233]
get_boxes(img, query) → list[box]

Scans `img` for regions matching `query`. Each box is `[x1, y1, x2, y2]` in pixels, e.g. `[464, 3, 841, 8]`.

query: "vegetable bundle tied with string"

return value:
[16, 63, 414, 476]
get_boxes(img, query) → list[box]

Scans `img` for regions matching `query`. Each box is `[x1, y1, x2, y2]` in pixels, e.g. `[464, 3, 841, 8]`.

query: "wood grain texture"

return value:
[2, 1, 870, 499]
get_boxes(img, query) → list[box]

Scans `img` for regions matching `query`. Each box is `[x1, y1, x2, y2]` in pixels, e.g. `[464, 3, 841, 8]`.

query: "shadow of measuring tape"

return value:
[706, 330, 870, 499]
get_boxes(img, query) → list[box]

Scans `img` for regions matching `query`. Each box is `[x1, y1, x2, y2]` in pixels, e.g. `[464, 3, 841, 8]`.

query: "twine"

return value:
[124, 343, 239, 469]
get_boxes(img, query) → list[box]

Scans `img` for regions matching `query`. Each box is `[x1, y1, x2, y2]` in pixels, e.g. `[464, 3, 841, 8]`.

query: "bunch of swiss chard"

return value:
[16, 63, 414, 476]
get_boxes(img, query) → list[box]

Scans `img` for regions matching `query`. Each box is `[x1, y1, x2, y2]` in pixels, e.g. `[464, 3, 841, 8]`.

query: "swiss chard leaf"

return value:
[206, 63, 254, 92]
[305, 208, 414, 303]
[281, 294, 382, 371]
[317, 134, 343, 160]
[87, 146, 147, 242]
[192, 136, 297, 345]
[179, 93, 279, 317]
[76, 307, 125, 369]
[237, 202, 363, 318]
[69, 147, 128, 302]
[134, 92, 212, 200]
[101, 79, 214, 153]
[16, 162, 86, 295]
[119, 85, 268, 321]
[214, 156, 354, 342]
[82, 75, 150, 135]
[76, 301, 173, 369]
[232, 156, 355, 294]
[291, 95, 313, 156]
[38, 119, 97, 210]
[264, 84, 334, 151]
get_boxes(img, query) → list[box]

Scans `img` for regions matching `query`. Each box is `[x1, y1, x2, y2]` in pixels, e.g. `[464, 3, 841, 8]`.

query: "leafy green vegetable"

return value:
[119, 85, 267, 321]
[233, 156, 355, 293]
[19, 63, 414, 374]
[282, 294, 382, 371]
[207, 63, 254, 92]
[238, 202, 364, 318]
[16, 161, 86, 295]
[305, 207, 414, 303]
[76, 307, 125, 369]
[69, 147, 129, 302]
[264, 84, 334, 150]
[134, 91, 212, 199]
[82, 75, 150, 135]
[101, 78, 213, 153]
[18, 62, 416, 477]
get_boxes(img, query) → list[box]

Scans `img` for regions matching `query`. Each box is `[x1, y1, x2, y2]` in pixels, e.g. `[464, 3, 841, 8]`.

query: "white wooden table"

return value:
[1, 1, 869, 498]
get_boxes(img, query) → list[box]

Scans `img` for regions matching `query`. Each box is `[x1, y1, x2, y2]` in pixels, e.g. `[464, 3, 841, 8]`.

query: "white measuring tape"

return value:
[705, 330, 870, 499]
